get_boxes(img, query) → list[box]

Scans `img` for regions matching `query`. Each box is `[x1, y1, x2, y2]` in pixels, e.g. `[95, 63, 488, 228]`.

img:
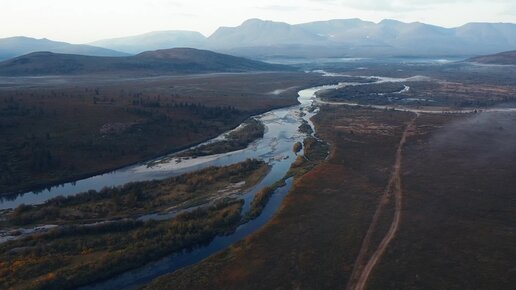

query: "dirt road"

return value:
[346, 113, 418, 290]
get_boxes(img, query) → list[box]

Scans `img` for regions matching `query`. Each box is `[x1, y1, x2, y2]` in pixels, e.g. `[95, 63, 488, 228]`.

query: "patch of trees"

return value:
[298, 120, 313, 135]
[293, 142, 303, 153]
[7, 159, 265, 226]
[177, 118, 265, 157]
[245, 186, 276, 220]
[0, 200, 244, 290]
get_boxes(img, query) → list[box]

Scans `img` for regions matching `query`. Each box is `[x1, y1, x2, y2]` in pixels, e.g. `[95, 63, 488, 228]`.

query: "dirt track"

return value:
[346, 113, 418, 290]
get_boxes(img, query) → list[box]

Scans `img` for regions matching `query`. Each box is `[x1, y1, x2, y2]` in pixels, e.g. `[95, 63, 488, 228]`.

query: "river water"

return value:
[6, 72, 509, 288]
[0, 82, 345, 288]
[74, 83, 344, 289]
[0, 83, 342, 210]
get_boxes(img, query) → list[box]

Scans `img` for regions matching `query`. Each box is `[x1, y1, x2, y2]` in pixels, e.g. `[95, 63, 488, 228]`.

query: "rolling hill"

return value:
[468, 50, 516, 65]
[0, 48, 289, 76]
[0, 36, 127, 61]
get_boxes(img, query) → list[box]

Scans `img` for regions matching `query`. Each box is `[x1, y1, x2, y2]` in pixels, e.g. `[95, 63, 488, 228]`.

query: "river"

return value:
[5, 72, 510, 288]
[74, 83, 344, 289]
[0, 82, 344, 288]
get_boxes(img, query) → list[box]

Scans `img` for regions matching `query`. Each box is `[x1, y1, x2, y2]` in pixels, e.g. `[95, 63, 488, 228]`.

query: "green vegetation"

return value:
[0, 200, 243, 290]
[176, 118, 265, 157]
[4, 159, 269, 226]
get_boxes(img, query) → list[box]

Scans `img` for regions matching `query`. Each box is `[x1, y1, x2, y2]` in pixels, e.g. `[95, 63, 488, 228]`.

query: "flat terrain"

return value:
[368, 112, 516, 289]
[0, 72, 339, 195]
[146, 104, 516, 290]
[3, 60, 516, 289]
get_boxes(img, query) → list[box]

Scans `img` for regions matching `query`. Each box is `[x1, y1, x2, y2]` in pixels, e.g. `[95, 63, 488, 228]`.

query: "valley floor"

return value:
[2, 62, 516, 289]
[146, 105, 516, 290]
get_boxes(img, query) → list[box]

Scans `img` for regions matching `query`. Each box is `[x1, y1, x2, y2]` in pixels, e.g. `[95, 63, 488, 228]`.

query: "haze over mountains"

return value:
[90, 19, 516, 58]
[0, 37, 128, 61]
[90, 31, 207, 54]
[0, 48, 287, 76]
[1, 18, 516, 61]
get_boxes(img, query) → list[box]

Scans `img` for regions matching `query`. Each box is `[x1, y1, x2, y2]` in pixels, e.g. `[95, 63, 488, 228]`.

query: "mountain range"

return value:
[90, 19, 516, 58]
[1, 19, 516, 60]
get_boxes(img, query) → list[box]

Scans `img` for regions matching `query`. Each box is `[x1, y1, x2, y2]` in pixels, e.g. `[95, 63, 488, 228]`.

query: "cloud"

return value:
[308, 0, 515, 13]
[257, 5, 303, 11]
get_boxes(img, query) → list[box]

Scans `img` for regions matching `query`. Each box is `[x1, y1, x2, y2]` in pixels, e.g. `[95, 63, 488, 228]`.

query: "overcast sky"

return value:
[1, 0, 515, 43]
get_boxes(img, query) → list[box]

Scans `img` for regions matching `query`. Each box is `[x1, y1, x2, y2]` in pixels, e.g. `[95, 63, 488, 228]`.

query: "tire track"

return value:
[346, 113, 418, 290]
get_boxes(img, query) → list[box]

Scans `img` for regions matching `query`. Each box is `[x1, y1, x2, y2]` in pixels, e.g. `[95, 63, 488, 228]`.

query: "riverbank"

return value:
[1, 72, 346, 197]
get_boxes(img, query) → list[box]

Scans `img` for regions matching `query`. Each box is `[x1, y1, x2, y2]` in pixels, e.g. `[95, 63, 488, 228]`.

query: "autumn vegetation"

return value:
[176, 118, 264, 157]
[0, 72, 341, 196]
[0, 200, 243, 290]
[4, 159, 268, 227]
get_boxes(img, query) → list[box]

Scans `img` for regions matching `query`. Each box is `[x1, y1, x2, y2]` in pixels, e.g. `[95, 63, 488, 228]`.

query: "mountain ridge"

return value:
[0, 36, 128, 61]
[86, 18, 516, 58]
[2, 19, 516, 60]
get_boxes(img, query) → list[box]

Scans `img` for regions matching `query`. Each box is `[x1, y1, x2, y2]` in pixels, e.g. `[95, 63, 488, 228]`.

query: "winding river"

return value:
[75, 83, 345, 289]
[4, 71, 514, 288]
[0, 83, 338, 210]
[0, 81, 345, 289]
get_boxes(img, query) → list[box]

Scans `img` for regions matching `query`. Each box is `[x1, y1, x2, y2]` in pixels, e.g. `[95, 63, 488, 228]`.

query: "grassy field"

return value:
[0, 72, 339, 195]
[145, 104, 516, 290]
[368, 112, 516, 289]
[145, 106, 413, 289]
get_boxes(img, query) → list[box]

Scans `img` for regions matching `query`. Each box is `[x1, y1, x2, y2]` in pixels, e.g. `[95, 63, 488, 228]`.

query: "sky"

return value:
[1, 0, 515, 43]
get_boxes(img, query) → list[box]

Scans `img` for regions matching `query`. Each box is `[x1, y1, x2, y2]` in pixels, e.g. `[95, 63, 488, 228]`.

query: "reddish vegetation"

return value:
[145, 106, 412, 289]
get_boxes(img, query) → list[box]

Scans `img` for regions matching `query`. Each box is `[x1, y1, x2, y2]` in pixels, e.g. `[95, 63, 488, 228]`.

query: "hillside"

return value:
[0, 48, 289, 76]
[90, 31, 207, 54]
[468, 50, 516, 65]
[0, 36, 127, 60]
